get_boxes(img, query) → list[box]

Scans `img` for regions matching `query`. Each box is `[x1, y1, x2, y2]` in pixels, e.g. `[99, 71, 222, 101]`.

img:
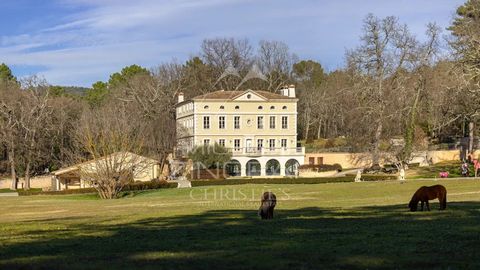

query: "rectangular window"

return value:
[234, 139, 241, 151]
[257, 139, 263, 150]
[282, 116, 288, 129]
[317, 157, 324, 165]
[234, 116, 240, 129]
[218, 139, 225, 147]
[203, 116, 210, 129]
[204, 139, 210, 145]
[219, 116, 225, 129]
[269, 139, 275, 150]
[269, 116, 276, 129]
[309, 157, 315, 165]
[257, 116, 264, 129]
[281, 139, 287, 149]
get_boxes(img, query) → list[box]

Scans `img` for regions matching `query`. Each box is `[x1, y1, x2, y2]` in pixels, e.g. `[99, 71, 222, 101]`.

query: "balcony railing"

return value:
[228, 147, 305, 156]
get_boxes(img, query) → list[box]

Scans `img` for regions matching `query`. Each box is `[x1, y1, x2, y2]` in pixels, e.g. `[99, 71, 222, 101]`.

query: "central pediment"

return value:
[232, 90, 267, 101]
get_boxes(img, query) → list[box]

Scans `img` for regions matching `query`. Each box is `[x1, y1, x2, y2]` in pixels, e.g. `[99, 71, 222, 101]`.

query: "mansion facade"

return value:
[175, 86, 305, 177]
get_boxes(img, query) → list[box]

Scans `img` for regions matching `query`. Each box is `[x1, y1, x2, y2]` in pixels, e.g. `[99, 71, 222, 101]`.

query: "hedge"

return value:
[124, 181, 178, 191]
[191, 174, 400, 187]
[191, 176, 355, 187]
[18, 188, 96, 196]
[18, 180, 178, 196]
[299, 163, 343, 172]
[346, 174, 398, 181]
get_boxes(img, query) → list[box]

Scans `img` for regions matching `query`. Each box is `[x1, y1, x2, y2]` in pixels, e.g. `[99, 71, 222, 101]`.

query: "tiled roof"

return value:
[192, 90, 294, 101]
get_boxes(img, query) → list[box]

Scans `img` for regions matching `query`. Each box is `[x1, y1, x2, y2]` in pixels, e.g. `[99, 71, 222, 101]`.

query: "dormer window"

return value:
[204, 105, 209, 109]
[258, 106, 263, 110]
[270, 106, 275, 110]
[235, 106, 240, 110]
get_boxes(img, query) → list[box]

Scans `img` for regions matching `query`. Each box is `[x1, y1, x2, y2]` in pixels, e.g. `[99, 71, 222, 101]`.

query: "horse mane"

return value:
[409, 186, 425, 210]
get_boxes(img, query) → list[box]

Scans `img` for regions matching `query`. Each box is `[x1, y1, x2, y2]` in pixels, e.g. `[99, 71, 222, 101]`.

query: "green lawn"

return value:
[1, 180, 480, 269]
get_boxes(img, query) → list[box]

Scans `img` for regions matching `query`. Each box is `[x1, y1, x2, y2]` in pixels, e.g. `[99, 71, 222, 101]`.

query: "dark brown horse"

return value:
[408, 185, 447, 211]
[258, 192, 276, 219]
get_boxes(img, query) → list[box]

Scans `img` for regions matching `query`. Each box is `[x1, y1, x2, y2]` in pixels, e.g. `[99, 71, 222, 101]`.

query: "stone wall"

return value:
[0, 175, 52, 189]
[298, 170, 338, 178]
[305, 150, 461, 169]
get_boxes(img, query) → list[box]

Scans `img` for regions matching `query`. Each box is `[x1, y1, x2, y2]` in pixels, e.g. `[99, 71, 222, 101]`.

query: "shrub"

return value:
[324, 138, 336, 148]
[188, 143, 232, 169]
[408, 163, 420, 168]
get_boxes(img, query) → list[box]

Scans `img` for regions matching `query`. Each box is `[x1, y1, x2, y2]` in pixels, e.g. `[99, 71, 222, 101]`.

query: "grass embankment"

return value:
[407, 161, 472, 178]
[1, 179, 480, 269]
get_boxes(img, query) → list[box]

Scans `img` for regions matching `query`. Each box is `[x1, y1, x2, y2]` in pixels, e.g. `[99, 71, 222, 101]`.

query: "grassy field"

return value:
[1, 180, 480, 269]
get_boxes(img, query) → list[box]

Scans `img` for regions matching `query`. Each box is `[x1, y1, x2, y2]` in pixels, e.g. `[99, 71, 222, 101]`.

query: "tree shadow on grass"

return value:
[1, 202, 480, 270]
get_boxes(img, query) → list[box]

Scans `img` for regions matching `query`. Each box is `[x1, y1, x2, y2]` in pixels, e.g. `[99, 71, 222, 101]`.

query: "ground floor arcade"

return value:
[225, 156, 303, 177]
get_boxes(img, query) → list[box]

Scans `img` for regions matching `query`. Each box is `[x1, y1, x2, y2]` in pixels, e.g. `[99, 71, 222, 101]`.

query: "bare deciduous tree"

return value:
[346, 14, 418, 165]
[72, 105, 148, 199]
[0, 80, 21, 189]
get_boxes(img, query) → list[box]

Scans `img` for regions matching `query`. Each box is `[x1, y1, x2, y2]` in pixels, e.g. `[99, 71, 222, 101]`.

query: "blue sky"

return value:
[0, 0, 465, 87]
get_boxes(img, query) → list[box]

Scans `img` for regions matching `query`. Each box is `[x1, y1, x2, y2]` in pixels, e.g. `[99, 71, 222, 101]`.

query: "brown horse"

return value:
[408, 185, 447, 212]
[258, 192, 276, 219]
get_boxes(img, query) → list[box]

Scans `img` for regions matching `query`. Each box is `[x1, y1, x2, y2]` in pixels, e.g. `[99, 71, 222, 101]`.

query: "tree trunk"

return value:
[372, 121, 383, 166]
[469, 121, 474, 154]
[158, 153, 166, 179]
[303, 110, 310, 140]
[24, 161, 31, 190]
[8, 147, 16, 190]
[317, 120, 322, 139]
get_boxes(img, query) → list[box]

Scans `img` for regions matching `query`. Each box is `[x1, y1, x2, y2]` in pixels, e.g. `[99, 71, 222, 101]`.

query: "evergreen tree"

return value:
[0, 63, 17, 83]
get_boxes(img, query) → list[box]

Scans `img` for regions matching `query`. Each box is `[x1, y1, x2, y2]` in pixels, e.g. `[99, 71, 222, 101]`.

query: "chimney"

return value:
[279, 85, 289, 97]
[288, 84, 296, 98]
[177, 92, 184, 103]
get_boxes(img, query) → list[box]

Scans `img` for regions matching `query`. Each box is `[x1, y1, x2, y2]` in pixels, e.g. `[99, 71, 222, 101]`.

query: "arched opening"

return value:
[226, 159, 241, 176]
[266, 159, 280, 176]
[285, 159, 300, 176]
[246, 159, 261, 176]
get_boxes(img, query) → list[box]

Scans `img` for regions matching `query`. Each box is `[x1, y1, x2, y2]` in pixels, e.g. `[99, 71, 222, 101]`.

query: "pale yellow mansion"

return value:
[175, 85, 305, 177]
